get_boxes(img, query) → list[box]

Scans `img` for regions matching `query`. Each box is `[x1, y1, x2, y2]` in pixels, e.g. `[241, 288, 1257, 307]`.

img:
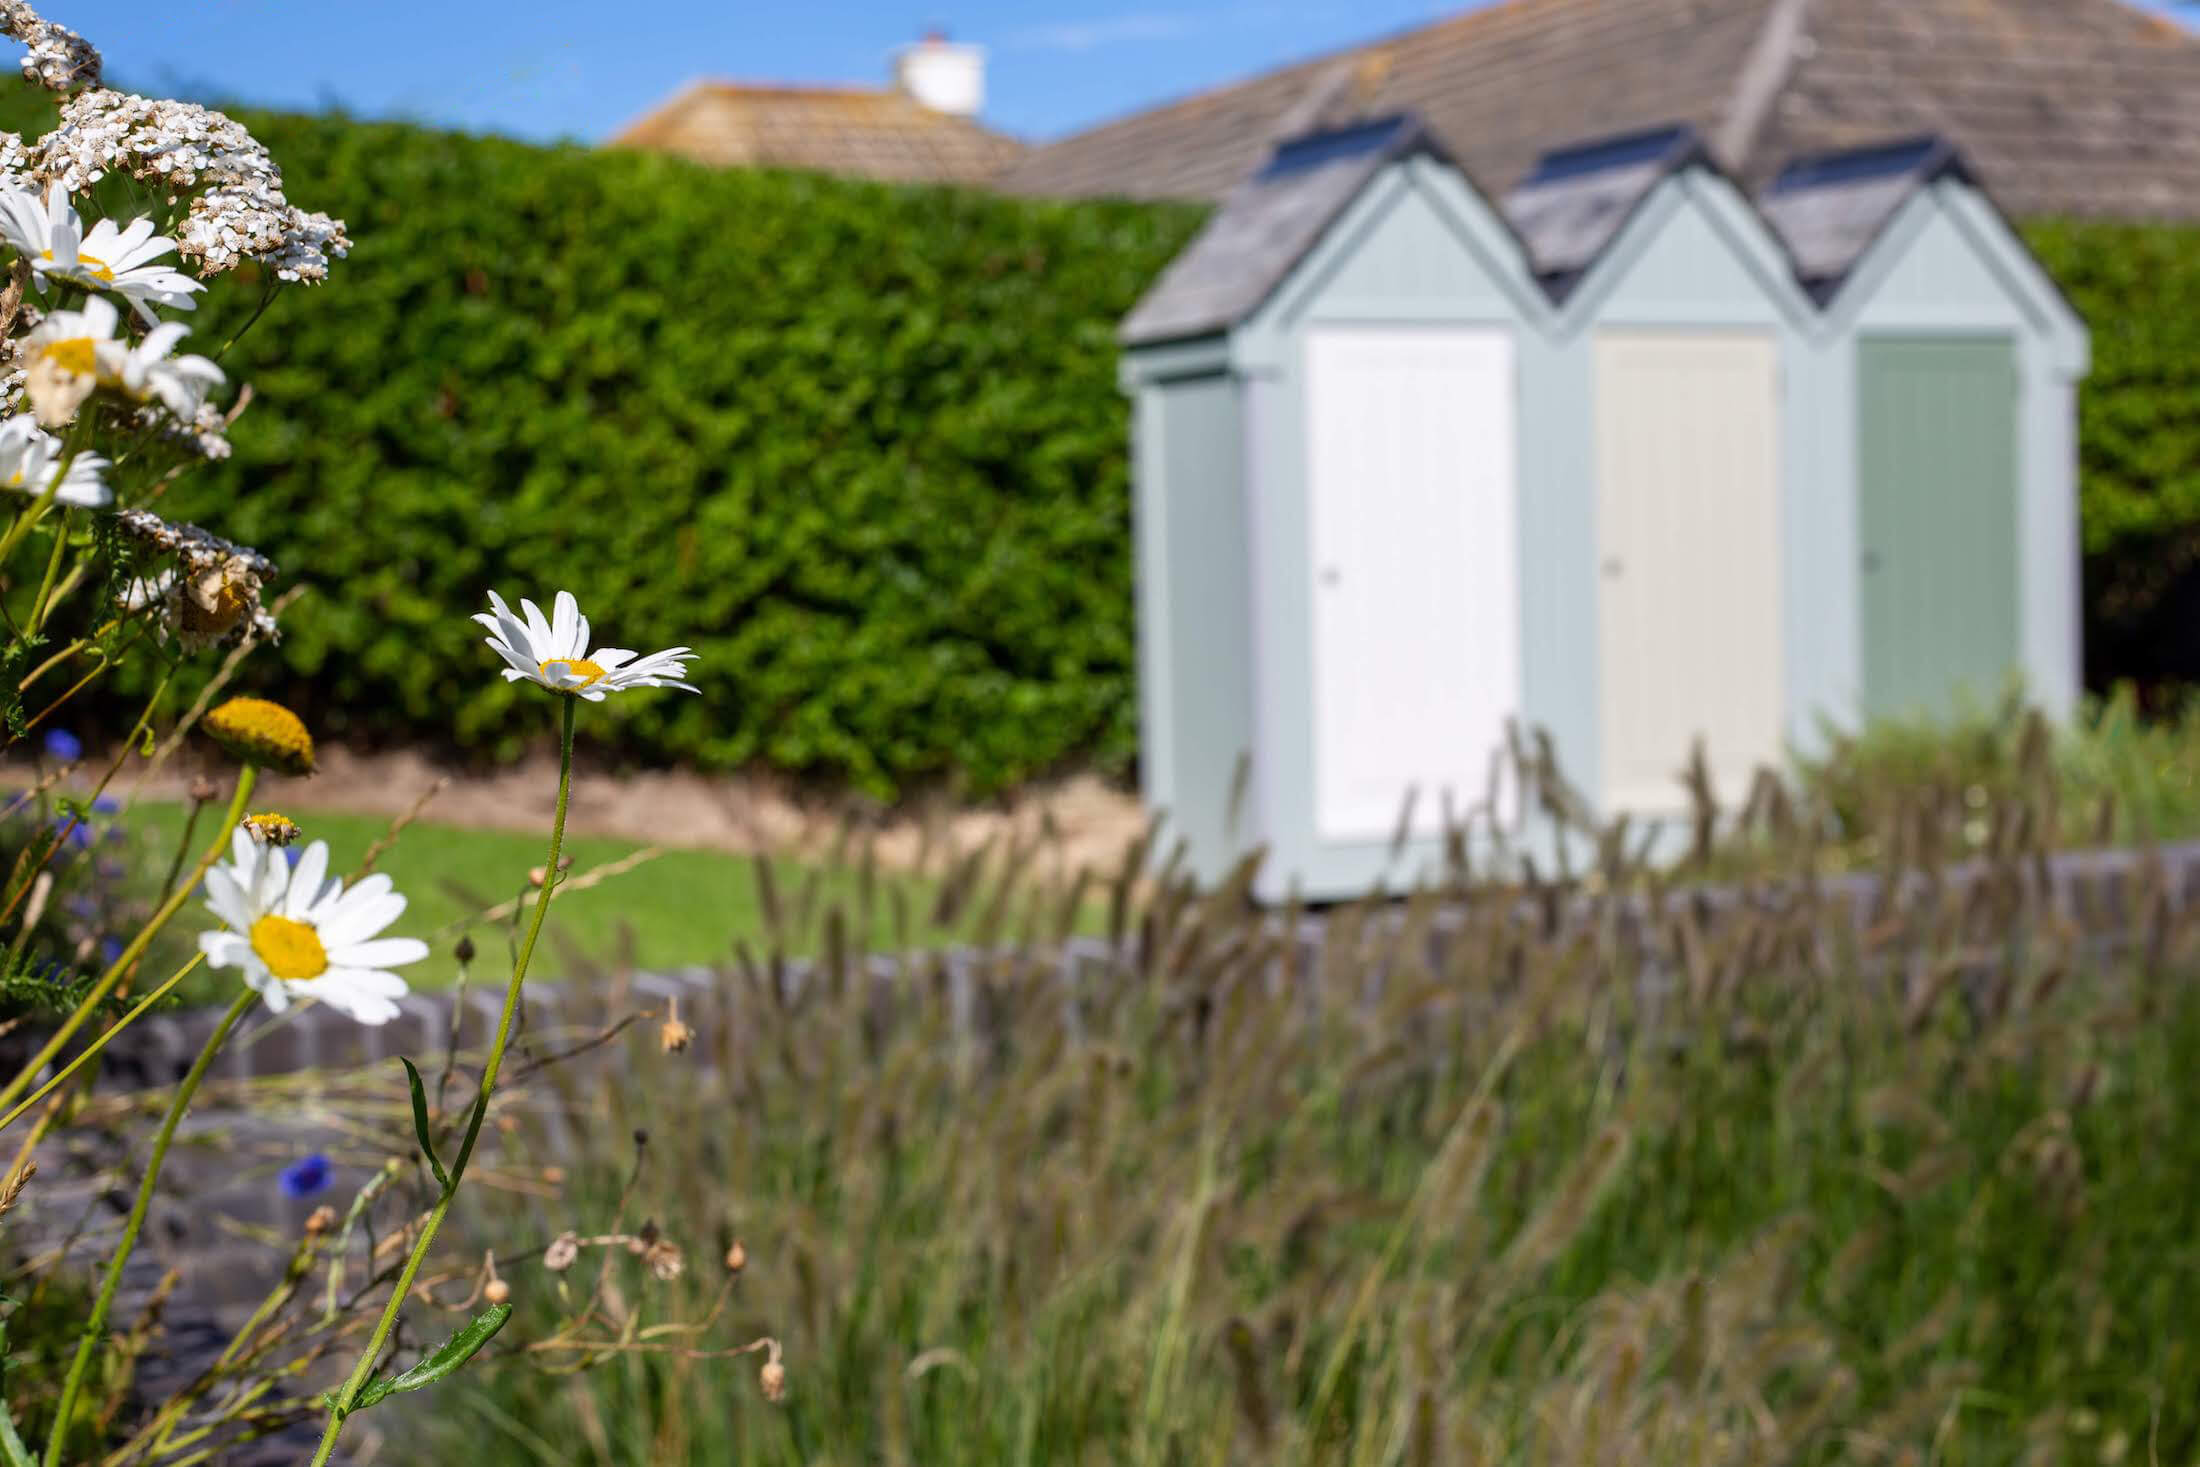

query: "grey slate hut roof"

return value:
[1502, 123, 1709, 302]
[1119, 113, 1451, 347]
[1757, 135, 1972, 301]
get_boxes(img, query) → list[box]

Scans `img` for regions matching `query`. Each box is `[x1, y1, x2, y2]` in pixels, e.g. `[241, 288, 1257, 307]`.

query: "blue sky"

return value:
[45, 0, 2200, 147]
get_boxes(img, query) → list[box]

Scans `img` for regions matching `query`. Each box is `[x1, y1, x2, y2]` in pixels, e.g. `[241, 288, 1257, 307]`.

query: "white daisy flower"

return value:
[197, 829, 428, 1026]
[19, 293, 120, 425]
[474, 589, 698, 700]
[0, 412, 107, 505]
[0, 182, 203, 323]
[98, 317, 224, 418]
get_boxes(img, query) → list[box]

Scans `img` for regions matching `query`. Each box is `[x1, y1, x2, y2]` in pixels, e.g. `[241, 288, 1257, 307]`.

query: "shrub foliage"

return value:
[2024, 218, 2200, 695]
[22, 89, 1203, 794]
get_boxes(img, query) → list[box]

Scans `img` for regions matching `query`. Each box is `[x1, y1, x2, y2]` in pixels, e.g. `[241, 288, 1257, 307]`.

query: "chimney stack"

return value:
[893, 30, 986, 117]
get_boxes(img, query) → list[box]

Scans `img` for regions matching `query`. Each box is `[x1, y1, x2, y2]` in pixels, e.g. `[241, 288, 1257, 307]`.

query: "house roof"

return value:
[995, 0, 2200, 222]
[611, 81, 1024, 187]
[1503, 122, 1710, 297]
[1757, 136, 1972, 296]
[1120, 114, 1445, 346]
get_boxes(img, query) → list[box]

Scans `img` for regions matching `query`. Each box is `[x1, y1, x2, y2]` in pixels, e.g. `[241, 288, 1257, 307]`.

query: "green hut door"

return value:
[1856, 337, 2021, 720]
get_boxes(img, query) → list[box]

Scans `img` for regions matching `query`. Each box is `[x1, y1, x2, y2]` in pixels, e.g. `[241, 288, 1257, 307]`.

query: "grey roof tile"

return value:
[1120, 113, 1440, 347]
[1503, 123, 1707, 298]
[1757, 135, 1966, 295]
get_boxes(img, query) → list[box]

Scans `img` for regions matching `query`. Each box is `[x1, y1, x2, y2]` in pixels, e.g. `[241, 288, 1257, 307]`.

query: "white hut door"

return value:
[1306, 326, 1520, 844]
[1593, 330, 1785, 814]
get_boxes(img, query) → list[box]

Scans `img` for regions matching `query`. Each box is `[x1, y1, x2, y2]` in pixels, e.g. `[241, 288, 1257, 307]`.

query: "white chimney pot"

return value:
[894, 34, 986, 117]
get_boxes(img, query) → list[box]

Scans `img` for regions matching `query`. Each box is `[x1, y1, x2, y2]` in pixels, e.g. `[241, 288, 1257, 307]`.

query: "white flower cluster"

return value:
[29, 89, 350, 283]
[0, 0, 98, 93]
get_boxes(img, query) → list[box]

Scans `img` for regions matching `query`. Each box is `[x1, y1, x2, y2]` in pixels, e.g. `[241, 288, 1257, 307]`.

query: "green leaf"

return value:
[401, 1057, 449, 1191]
[349, 1303, 512, 1414]
[0, 1325, 28, 1467]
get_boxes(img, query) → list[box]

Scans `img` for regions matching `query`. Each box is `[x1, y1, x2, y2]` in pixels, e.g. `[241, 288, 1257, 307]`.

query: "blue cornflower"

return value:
[98, 936, 124, 967]
[279, 1154, 333, 1199]
[48, 815, 93, 851]
[90, 796, 119, 816]
[41, 729, 82, 763]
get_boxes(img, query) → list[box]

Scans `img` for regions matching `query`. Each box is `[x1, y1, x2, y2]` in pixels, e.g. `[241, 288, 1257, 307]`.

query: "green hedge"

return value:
[6, 85, 1206, 795]
[2023, 219, 2200, 694]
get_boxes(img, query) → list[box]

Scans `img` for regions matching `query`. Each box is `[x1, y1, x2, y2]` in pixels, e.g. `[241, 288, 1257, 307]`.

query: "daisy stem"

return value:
[41, 985, 254, 1467]
[25, 506, 69, 636]
[308, 695, 577, 1466]
[0, 763, 254, 1120]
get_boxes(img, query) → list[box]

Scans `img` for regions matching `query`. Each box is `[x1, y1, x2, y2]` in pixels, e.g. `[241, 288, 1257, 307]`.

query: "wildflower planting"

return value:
[0, 3, 2192, 1464]
[0, 7, 771, 1461]
[397, 768, 2200, 1466]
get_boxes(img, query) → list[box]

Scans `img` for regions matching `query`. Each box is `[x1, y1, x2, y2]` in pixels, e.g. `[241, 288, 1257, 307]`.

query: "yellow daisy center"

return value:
[249, 913, 327, 982]
[40, 247, 114, 283]
[37, 337, 96, 376]
[539, 657, 607, 688]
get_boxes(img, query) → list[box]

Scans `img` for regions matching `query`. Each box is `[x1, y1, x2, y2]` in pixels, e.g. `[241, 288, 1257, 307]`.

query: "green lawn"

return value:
[119, 802, 940, 985]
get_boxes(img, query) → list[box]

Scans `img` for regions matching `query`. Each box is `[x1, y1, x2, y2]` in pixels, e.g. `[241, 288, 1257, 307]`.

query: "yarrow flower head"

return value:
[0, 413, 106, 505]
[25, 89, 348, 283]
[475, 590, 697, 701]
[0, 0, 99, 92]
[0, 181, 202, 323]
[201, 696, 314, 776]
[199, 830, 427, 1025]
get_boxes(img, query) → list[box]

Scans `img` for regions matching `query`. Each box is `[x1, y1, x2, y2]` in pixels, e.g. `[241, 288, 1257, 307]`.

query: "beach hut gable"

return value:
[1507, 123, 1816, 333]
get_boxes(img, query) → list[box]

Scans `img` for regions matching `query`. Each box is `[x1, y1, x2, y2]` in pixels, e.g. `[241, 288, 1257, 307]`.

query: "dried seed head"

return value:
[188, 775, 218, 803]
[484, 1277, 511, 1306]
[724, 1238, 747, 1276]
[303, 1204, 336, 1236]
[241, 811, 301, 846]
[0, 1162, 35, 1220]
[659, 997, 692, 1054]
[201, 697, 315, 776]
[646, 1240, 685, 1282]
[453, 934, 476, 965]
[760, 1360, 787, 1403]
[540, 1166, 566, 1185]
[543, 1231, 580, 1272]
